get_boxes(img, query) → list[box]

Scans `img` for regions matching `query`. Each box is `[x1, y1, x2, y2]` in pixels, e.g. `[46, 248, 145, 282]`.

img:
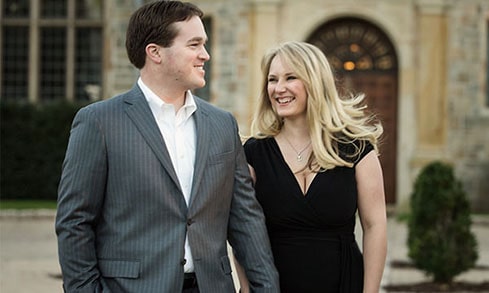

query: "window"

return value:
[2, 26, 29, 99]
[1, 0, 104, 102]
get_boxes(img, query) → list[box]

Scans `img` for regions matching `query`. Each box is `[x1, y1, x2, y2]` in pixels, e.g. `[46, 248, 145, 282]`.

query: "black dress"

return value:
[244, 137, 373, 293]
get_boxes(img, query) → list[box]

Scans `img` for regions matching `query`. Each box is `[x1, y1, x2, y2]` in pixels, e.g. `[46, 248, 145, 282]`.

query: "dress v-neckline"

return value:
[271, 137, 318, 198]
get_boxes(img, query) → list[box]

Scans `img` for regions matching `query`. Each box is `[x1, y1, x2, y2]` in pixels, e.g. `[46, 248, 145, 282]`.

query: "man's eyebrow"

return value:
[187, 36, 207, 43]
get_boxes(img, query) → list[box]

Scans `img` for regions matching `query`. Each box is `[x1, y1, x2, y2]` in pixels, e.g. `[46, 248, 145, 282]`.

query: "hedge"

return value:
[1, 101, 84, 200]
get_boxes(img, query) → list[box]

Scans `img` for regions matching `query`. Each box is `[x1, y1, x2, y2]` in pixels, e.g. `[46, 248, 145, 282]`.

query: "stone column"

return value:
[414, 0, 449, 159]
[104, 0, 140, 99]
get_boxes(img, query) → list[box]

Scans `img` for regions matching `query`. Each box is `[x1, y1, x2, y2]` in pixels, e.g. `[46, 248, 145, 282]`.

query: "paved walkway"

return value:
[379, 215, 489, 292]
[0, 210, 488, 293]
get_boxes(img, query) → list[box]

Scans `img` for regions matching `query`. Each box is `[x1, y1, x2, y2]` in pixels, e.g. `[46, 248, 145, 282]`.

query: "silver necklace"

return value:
[283, 136, 311, 162]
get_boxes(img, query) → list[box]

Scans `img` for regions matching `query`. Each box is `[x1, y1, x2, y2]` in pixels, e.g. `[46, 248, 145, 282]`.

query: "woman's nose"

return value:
[275, 79, 287, 92]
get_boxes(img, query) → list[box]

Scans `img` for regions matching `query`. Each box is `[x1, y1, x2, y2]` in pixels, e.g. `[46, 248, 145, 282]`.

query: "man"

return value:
[55, 1, 279, 292]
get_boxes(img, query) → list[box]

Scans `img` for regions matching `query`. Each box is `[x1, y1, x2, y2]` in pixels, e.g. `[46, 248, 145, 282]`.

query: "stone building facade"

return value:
[2, 0, 488, 211]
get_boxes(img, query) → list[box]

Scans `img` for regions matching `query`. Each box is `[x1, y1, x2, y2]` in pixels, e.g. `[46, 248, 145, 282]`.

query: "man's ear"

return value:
[145, 44, 162, 64]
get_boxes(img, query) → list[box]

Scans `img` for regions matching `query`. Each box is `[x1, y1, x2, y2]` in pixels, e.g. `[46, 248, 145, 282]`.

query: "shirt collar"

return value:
[138, 77, 197, 118]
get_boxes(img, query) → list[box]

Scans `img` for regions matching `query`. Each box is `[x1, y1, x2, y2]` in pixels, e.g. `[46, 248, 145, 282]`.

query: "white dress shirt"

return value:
[138, 78, 197, 272]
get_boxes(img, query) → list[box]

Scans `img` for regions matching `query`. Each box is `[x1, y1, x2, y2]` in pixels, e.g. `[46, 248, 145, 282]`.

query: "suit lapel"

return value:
[123, 85, 182, 192]
[189, 99, 210, 206]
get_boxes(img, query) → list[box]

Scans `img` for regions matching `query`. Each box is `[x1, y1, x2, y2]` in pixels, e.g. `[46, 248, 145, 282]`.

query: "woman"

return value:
[238, 41, 387, 293]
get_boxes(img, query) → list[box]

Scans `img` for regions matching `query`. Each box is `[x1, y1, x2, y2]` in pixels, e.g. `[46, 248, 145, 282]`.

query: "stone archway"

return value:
[307, 17, 399, 204]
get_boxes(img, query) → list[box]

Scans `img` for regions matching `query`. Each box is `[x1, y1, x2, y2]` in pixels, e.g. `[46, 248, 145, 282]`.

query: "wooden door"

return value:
[344, 73, 398, 203]
[307, 17, 399, 203]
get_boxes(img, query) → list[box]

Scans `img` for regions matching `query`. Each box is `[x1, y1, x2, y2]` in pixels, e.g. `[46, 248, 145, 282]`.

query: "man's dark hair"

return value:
[126, 0, 204, 69]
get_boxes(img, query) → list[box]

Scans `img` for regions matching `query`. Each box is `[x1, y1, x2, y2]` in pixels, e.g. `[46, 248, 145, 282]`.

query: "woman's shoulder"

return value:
[244, 136, 272, 147]
[338, 139, 374, 165]
[244, 137, 258, 147]
[243, 136, 275, 156]
[243, 136, 274, 165]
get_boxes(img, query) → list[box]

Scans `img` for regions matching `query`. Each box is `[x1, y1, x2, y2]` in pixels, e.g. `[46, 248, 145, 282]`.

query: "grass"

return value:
[0, 200, 57, 210]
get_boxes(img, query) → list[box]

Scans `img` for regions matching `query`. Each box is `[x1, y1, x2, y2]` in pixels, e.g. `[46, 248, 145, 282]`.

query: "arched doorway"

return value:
[307, 17, 398, 204]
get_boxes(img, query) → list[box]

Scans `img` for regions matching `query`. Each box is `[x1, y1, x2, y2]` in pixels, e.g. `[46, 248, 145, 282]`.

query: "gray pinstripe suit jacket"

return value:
[55, 85, 279, 293]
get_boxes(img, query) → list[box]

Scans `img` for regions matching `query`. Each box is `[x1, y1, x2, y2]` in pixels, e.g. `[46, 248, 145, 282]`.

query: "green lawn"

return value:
[0, 200, 57, 210]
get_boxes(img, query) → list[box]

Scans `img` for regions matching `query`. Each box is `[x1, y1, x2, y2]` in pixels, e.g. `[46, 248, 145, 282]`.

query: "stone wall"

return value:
[195, 0, 253, 126]
[447, 1, 489, 211]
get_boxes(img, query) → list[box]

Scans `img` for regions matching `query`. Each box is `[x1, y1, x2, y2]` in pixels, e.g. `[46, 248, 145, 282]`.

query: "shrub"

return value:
[1, 101, 83, 200]
[407, 161, 478, 283]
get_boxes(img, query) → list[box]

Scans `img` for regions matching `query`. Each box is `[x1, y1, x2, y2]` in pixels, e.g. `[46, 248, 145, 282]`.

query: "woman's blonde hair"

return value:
[250, 41, 383, 170]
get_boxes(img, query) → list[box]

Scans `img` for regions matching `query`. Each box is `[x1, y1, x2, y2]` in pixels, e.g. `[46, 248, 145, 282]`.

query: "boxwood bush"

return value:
[1, 101, 83, 200]
[407, 161, 478, 283]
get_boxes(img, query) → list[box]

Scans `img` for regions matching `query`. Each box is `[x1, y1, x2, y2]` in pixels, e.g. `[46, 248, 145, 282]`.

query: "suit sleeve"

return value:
[226, 117, 280, 293]
[55, 106, 106, 292]
[243, 137, 256, 166]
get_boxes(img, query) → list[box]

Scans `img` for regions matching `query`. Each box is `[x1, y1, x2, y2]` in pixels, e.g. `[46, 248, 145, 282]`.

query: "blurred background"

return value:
[1, 0, 488, 212]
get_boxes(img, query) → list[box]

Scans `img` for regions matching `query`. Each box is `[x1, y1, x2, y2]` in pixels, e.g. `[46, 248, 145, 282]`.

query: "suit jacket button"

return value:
[181, 259, 187, 266]
[187, 219, 194, 226]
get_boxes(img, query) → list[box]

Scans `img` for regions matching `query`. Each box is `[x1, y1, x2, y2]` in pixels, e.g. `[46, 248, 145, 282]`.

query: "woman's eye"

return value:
[287, 76, 297, 80]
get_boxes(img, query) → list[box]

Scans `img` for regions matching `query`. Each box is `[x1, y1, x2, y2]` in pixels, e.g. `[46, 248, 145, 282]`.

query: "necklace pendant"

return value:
[297, 154, 303, 161]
